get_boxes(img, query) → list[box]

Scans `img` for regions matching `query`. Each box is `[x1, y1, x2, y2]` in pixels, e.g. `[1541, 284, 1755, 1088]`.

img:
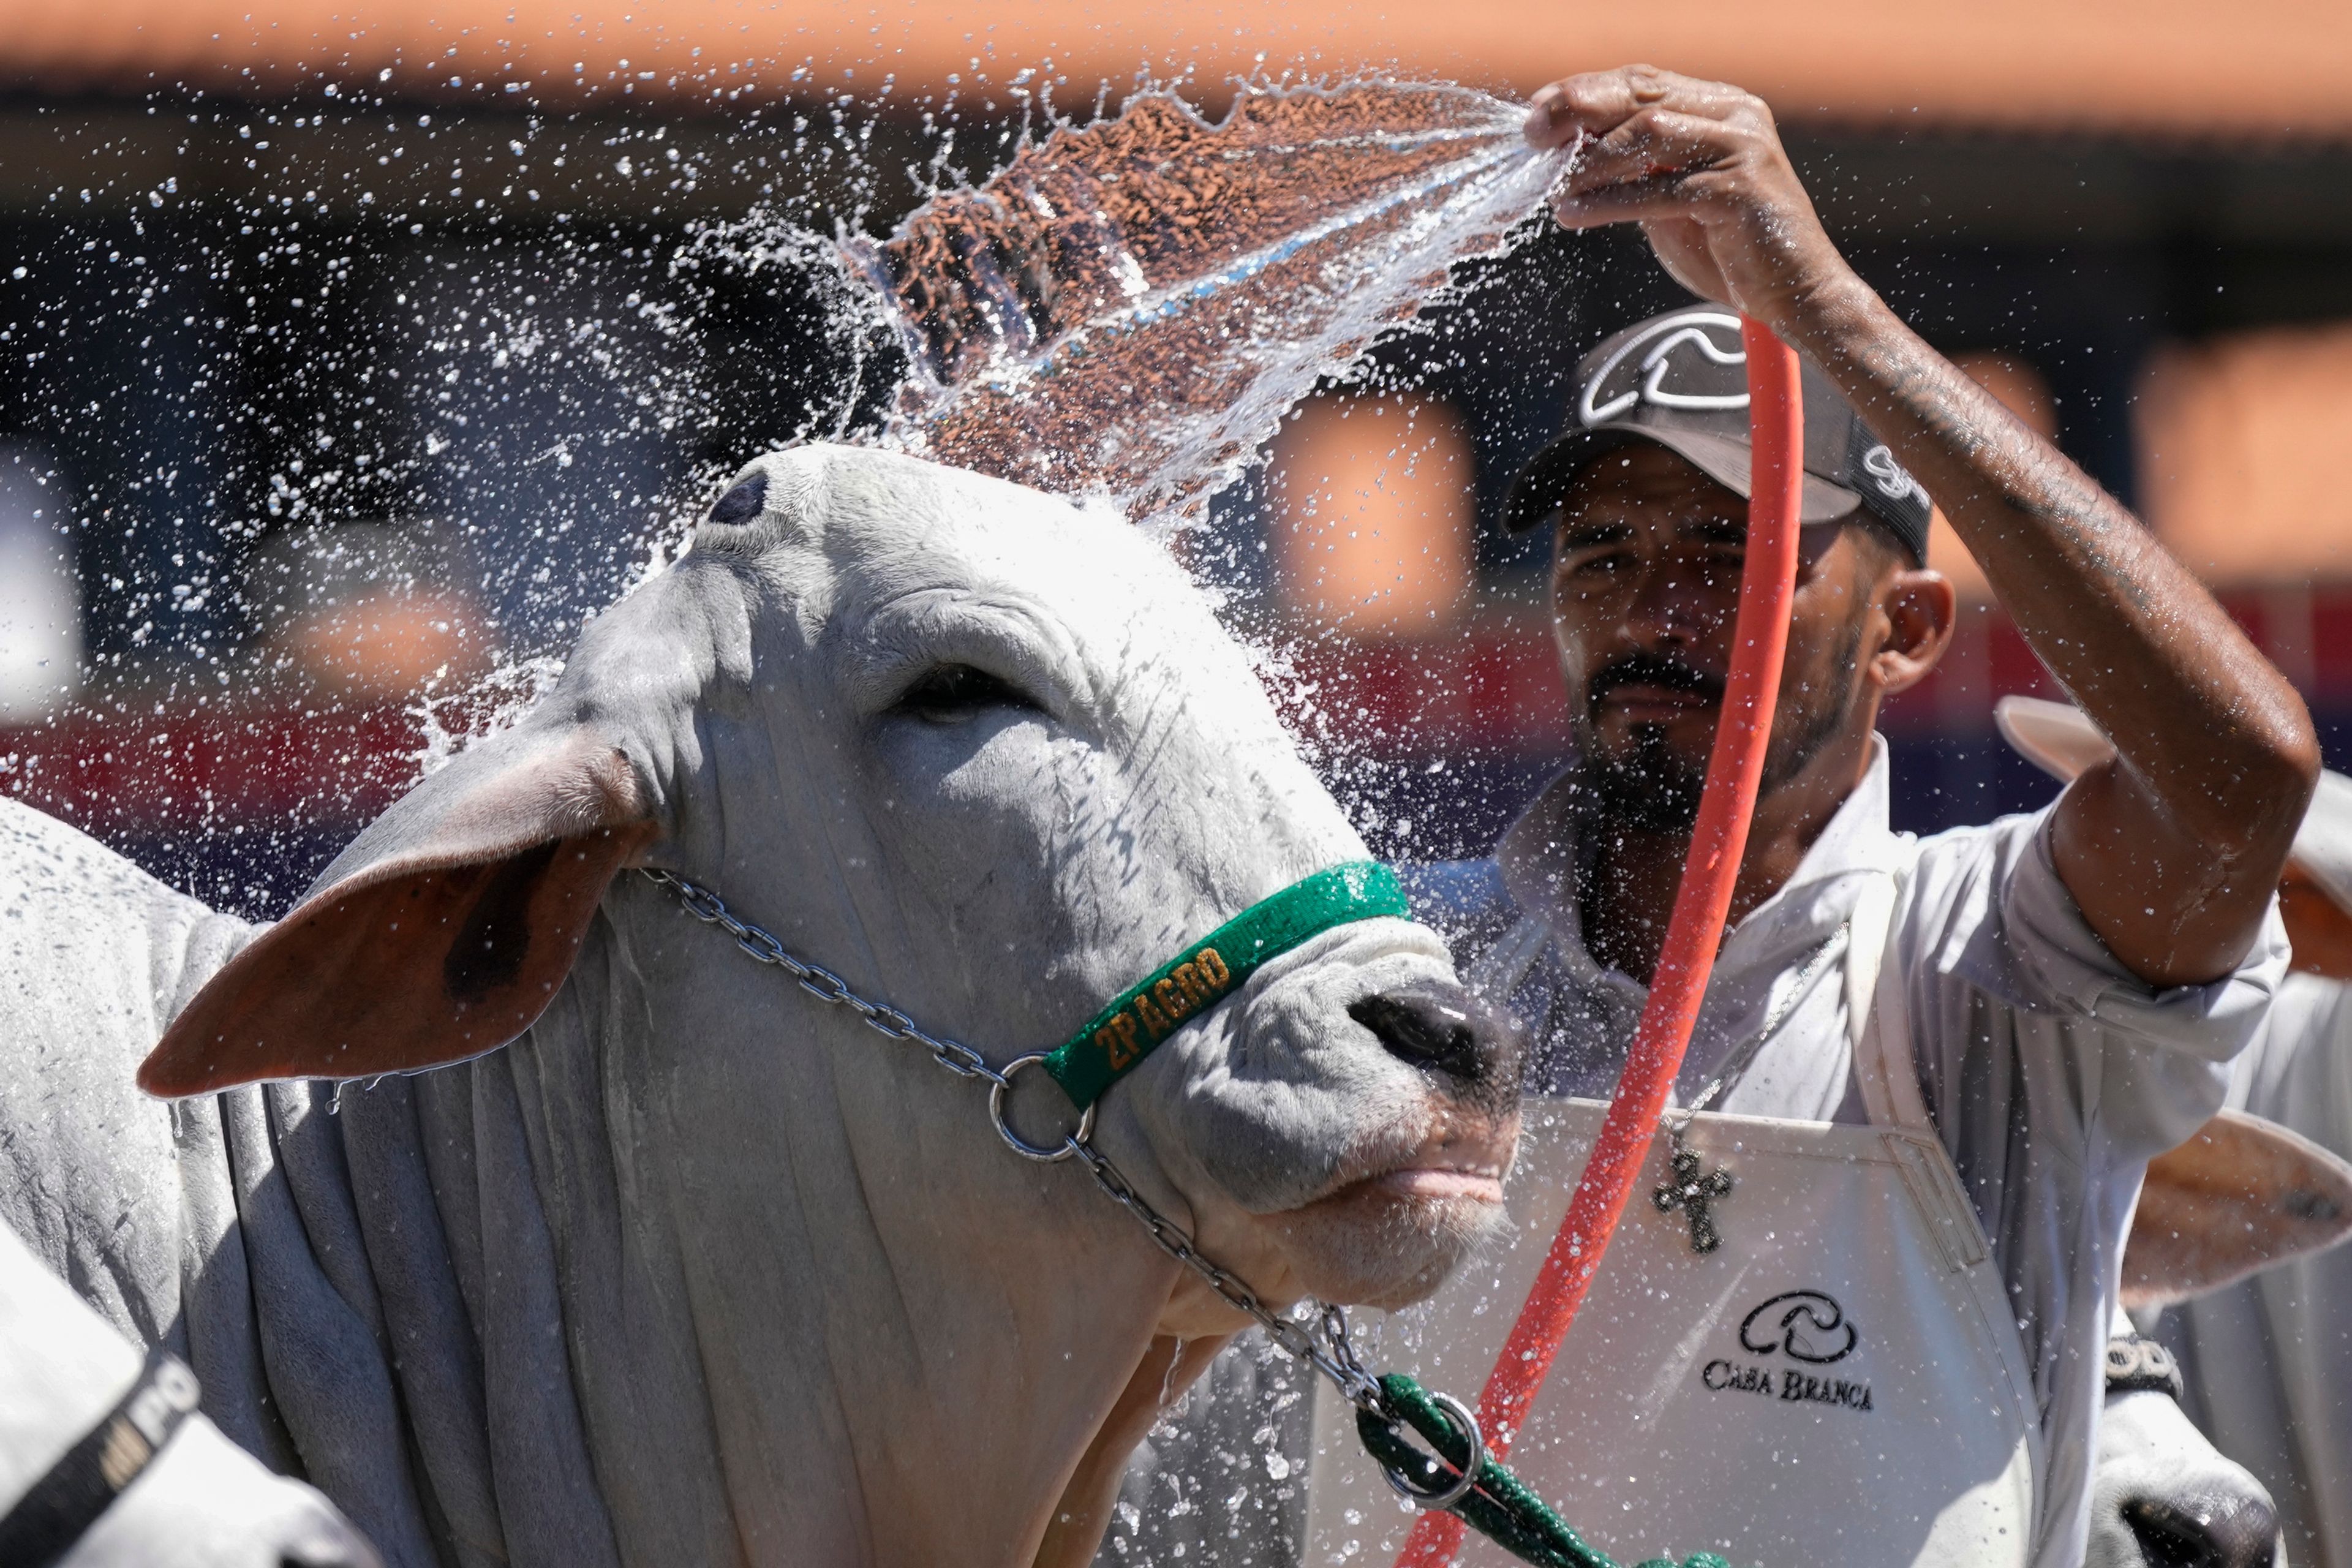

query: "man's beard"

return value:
[1572, 620, 1864, 836]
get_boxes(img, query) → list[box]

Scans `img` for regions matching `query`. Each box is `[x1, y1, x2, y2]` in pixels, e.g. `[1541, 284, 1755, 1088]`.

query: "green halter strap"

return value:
[1036, 860, 1727, 1568]
[652, 859, 1729, 1568]
[1041, 861, 1409, 1110]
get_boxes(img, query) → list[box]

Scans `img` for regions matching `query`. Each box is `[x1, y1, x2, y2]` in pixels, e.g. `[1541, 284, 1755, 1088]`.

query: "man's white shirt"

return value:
[1404, 739, 2287, 1568]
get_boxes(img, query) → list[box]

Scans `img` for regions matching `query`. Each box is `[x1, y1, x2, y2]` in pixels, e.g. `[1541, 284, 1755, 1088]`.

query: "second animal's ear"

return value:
[2121, 1109, 2352, 1309]
[140, 723, 657, 1098]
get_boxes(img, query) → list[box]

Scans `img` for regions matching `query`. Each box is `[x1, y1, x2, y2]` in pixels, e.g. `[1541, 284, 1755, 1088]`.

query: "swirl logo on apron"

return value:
[1700, 1290, 1875, 1411]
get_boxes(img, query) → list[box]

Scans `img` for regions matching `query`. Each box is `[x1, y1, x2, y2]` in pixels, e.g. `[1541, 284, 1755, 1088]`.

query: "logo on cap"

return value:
[1580, 309, 1751, 428]
[1861, 445, 1928, 506]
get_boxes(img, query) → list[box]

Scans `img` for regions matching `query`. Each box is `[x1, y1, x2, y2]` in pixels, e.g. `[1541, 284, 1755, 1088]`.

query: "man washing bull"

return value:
[1316, 64, 2320, 1568]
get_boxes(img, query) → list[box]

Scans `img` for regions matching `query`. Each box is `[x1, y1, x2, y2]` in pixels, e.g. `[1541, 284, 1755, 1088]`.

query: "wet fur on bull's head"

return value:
[143, 443, 1522, 1567]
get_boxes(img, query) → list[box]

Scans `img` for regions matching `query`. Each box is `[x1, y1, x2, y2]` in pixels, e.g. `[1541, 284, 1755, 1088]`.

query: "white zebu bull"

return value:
[2086, 1109, 2352, 1568]
[0, 444, 1522, 1568]
[0, 1215, 379, 1568]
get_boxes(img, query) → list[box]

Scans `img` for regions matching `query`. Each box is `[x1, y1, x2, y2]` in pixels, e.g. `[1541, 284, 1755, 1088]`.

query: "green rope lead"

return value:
[1357, 1374, 1732, 1568]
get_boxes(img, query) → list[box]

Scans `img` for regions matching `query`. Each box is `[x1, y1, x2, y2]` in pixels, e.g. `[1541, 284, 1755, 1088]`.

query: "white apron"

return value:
[1307, 873, 2041, 1568]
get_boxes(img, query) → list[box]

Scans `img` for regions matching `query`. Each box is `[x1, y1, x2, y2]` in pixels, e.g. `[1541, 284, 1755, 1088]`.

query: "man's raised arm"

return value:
[1526, 64, 2320, 986]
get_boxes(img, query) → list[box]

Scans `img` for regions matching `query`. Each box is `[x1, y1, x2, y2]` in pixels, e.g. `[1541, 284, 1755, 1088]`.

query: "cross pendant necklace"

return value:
[1651, 924, 1846, 1256]
[1653, 1139, 1735, 1253]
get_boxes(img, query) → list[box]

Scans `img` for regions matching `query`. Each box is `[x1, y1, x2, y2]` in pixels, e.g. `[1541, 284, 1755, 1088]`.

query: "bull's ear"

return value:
[2120, 1109, 2352, 1309]
[140, 724, 657, 1098]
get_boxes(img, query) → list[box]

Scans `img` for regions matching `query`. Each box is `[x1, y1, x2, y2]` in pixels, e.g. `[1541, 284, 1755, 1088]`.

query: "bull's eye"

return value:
[708, 471, 767, 526]
[892, 663, 1038, 724]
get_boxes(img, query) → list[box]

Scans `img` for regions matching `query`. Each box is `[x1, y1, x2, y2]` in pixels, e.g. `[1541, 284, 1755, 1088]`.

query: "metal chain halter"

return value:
[643, 869, 1380, 1405]
[646, 867, 1726, 1568]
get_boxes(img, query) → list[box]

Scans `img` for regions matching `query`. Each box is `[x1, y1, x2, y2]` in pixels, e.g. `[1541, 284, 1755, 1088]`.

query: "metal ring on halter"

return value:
[1378, 1389, 1485, 1511]
[989, 1053, 1096, 1163]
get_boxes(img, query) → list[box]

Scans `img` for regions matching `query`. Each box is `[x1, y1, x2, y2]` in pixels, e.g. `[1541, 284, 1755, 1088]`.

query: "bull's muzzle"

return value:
[1348, 986, 1526, 1115]
[2120, 1491, 2279, 1568]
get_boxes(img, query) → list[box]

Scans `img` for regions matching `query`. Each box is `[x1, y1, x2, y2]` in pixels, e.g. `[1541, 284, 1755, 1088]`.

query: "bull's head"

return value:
[142, 443, 1523, 1565]
[2089, 1109, 2352, 1568]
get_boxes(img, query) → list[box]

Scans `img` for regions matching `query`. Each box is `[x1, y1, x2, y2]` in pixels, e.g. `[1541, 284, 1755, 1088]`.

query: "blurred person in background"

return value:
[238, 520, 491, 704]
[1396, 63, 2316, 1568]
[2004, 694, 2352, 1568]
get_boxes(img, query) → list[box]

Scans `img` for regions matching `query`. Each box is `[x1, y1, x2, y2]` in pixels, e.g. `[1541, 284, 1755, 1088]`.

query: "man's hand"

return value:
[1530, 64, 2320, 988]
[1525, 66, 1861, 337]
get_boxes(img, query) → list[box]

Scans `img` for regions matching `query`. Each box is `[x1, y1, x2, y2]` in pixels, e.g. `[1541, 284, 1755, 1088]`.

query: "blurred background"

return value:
[2, 0, 2350, 914]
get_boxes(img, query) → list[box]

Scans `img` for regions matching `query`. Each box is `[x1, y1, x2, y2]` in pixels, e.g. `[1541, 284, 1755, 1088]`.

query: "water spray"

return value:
[855, 82, 1809, 1563]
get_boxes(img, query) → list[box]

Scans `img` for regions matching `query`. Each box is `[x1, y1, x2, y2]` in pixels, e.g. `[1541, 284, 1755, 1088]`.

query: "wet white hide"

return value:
[1, 445, 1513, 1568]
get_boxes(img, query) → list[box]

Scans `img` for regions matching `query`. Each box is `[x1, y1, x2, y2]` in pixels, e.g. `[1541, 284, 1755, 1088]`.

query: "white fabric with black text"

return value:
[1308, 861, 2045, 1565]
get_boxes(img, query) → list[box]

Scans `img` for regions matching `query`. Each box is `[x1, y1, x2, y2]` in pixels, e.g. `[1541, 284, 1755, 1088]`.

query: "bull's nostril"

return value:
[1348, 987, 1526, 1112]
[2122, 1493, 2280, 1568]
[1349, 993, 1483, 1080]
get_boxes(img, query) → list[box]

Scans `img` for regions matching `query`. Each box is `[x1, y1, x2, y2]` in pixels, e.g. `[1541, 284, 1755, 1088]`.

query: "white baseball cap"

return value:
[1996, 694, 2352, 916]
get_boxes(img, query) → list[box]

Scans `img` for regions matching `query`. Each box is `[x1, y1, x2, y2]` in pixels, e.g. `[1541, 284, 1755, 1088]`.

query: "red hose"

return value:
[1395, 318, 1806, 1568]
